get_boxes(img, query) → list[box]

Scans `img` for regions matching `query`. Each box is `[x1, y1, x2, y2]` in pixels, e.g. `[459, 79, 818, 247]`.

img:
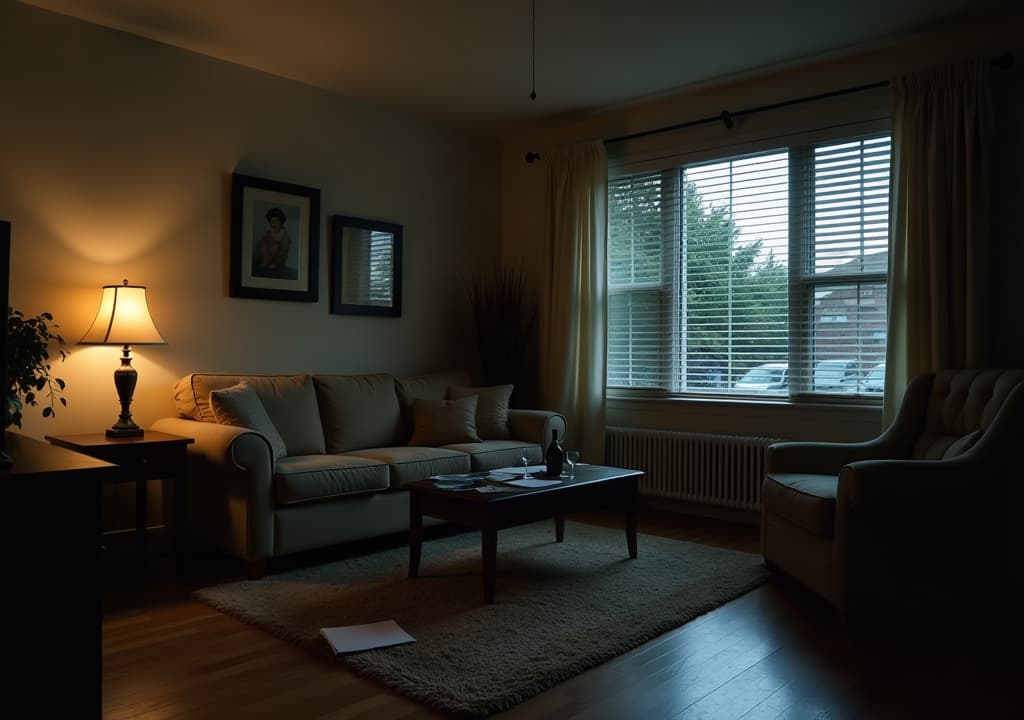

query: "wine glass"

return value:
[520, 451, 531, 478]
[566, 450, 580, 478]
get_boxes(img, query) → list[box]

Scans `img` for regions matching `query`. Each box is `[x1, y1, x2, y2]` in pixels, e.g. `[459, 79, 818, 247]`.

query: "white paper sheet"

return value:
[320, 620, 415, 656]
[505, 478, 563, 488]
[490, 465, 547, 477]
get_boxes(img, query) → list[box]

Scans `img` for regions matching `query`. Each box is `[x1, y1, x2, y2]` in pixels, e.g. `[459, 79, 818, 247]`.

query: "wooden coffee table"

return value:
[406, 464, 642, 603]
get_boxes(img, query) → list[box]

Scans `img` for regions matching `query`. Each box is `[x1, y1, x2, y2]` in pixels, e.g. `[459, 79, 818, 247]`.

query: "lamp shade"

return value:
[80, 282, 166, 346]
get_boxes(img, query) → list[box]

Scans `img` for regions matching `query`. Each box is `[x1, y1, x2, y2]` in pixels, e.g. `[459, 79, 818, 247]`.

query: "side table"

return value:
[46, 430, 195, 581]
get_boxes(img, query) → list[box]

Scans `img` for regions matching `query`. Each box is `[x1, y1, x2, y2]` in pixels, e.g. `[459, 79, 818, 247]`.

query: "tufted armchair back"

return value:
[907, 368, 1024, 460]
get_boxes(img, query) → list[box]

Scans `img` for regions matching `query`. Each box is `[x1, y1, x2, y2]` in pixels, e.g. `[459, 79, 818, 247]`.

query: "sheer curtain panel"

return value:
[539, 141, 608, 462]
[885, 60, 995, 423]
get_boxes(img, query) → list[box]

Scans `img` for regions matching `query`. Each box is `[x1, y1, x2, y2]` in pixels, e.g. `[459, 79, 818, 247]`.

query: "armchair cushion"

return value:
[762, 473, 837, 536]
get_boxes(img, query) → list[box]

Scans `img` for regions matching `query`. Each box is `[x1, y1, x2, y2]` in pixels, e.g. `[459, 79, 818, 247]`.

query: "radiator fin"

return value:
[605, 427, 781, 511]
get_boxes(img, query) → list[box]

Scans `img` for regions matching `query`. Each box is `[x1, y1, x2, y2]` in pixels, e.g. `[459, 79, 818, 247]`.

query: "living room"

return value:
[2, 0, 1021, 718]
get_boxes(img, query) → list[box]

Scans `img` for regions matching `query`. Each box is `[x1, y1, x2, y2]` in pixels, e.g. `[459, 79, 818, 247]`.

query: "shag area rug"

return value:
[195, 521, 769, 717]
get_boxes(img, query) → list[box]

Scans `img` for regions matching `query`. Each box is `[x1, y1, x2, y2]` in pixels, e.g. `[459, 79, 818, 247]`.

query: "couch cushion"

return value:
[209, 382, 288, 460]
[763, 472, 838, 537]
[409, 396, 481, 446]
[174, 373, 325, 456]
[448, 384, 513, 440]
[349, 446, 470, 486]
[273, 455, 389, 506]
[395, 370, 473, 438]
[244, 375, 326, 456]
[443, 440, 542, 471]
[313, 373, 405, 453]
[174, 372, 308, 422]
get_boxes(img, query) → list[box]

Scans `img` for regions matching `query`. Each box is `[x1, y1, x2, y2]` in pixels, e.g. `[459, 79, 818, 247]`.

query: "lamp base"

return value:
[106, 425, 143, 438]
[109, 346, 143, 439]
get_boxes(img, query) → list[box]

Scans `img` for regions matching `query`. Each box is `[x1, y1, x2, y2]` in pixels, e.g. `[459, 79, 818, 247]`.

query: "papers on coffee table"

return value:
[430, 468, 563, 491]
[431, 471, 491, 490]
[505, 477, 562, 488]
[490, 465, 548, 477]
[320, 620, 415, 656]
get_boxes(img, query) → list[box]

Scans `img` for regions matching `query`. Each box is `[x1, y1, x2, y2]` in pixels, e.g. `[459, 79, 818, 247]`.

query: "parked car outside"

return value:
[734, 363, 788, 393]
[812, 359, 861, 392]
[863, 362, 885, 393]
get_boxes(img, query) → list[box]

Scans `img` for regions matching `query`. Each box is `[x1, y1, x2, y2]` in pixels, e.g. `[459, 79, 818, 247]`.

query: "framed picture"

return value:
[230, 173, 320, 302]
[330, 215, 403, 317]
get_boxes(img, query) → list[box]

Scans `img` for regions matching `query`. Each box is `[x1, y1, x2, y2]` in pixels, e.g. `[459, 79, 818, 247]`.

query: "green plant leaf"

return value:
[6, 307, 69, 427]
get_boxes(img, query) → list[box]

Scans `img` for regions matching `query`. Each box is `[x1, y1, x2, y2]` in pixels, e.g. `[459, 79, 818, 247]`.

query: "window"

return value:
[608, 133, 890, 397]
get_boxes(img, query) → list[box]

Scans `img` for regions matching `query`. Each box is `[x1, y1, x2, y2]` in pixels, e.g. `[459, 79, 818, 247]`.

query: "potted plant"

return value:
[467, 263, 536, 405]
[6, 307, 68, 429]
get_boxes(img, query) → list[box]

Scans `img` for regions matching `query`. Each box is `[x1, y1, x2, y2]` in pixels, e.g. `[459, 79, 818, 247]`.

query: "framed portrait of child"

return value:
[229, 173, 320, 302]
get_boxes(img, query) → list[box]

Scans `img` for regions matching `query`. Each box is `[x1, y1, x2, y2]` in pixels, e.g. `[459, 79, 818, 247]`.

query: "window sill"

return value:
[606, 391, 883, 442]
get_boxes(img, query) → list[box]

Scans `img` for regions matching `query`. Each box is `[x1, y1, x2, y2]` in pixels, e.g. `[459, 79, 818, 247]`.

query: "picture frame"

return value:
[330, 215, 403, 317]
[230, 173, 320, 302]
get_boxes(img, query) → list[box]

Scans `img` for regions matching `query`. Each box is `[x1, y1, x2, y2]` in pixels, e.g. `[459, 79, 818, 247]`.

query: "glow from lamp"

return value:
[80, 280, 166, 437]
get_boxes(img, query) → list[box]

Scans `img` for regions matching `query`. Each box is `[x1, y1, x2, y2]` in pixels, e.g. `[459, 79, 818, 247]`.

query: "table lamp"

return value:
[80, 279, 166, 437]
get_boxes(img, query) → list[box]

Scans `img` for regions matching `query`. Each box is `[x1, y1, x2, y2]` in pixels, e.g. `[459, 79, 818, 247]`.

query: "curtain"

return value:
[884, 60, 995, 424]
[538, 140, 608, 462]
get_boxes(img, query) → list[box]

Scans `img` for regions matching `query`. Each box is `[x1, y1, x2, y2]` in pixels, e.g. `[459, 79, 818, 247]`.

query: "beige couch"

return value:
[153, 369, 566, 576]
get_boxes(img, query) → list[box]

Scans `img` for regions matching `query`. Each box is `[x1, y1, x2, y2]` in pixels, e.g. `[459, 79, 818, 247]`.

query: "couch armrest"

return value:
[151, 417, 276, 562]
[508, 409, 567, 450]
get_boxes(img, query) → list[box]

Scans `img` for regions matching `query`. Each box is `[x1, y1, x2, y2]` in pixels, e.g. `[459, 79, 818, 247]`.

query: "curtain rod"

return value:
[524, 53, 1013, 163]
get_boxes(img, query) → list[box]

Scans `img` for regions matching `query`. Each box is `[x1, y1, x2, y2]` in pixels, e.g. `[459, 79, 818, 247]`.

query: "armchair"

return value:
[761, 368, 1024, 621]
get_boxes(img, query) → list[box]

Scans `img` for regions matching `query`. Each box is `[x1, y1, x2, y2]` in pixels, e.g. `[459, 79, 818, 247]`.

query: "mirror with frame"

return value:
[329, 215, 402, 317]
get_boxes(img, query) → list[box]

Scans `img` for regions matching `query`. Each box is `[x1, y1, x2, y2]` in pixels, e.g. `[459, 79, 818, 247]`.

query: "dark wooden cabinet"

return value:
[0, 432, 116, 719]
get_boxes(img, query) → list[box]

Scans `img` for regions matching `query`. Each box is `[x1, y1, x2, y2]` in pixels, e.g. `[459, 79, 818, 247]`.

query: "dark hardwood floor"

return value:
[102, 510, 1015, 719]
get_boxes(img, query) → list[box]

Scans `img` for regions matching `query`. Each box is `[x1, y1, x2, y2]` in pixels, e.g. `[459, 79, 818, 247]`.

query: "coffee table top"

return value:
[405, 464, 642, 503]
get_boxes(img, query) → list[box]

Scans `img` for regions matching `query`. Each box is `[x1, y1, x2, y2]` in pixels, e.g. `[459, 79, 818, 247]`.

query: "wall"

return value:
[501, 10, 1024, 445]
[0, 3, 501, 532]
[1, 2, 501, 442]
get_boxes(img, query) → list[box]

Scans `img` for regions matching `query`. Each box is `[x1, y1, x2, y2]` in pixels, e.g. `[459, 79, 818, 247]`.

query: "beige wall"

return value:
[1, 2, 501, 444]
[501, 11, 1024, 444]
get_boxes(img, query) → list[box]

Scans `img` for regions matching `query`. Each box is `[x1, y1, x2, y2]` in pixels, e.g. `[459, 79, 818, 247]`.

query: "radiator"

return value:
[605, 427, 781, 511]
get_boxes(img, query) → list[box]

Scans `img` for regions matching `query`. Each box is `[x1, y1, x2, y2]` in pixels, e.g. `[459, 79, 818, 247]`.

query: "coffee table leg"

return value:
[482, 527, 497, 603]
[625, 479, 638, 559]
[555, 514, 565, 542]
[408, 492, 422, 578]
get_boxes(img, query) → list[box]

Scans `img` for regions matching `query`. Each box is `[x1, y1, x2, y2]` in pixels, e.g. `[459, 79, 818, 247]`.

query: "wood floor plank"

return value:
[103, 509, 1012, 719]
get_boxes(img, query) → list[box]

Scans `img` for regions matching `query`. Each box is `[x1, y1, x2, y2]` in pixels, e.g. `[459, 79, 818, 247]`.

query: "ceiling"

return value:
[22, 0, 1015, 136]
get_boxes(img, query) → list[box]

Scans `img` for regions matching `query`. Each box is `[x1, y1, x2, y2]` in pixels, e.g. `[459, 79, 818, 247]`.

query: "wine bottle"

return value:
[545, 429, 564, 477]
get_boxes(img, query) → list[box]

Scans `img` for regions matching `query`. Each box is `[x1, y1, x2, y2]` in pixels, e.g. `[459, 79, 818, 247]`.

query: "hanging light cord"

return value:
[530, 0, 537, 100]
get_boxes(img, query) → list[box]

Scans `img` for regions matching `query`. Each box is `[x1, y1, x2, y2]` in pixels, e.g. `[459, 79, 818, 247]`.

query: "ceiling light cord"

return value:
[530, 0, 536, 100]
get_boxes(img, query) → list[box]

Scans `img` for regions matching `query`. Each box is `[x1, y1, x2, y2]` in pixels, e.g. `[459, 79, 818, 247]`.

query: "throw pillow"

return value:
[245, 374, 326, 456]
[448, 384, 513, 439]
[409, 395, 481, 447]
[209, 382, 288, 460]
[941, 429, 983, 459]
